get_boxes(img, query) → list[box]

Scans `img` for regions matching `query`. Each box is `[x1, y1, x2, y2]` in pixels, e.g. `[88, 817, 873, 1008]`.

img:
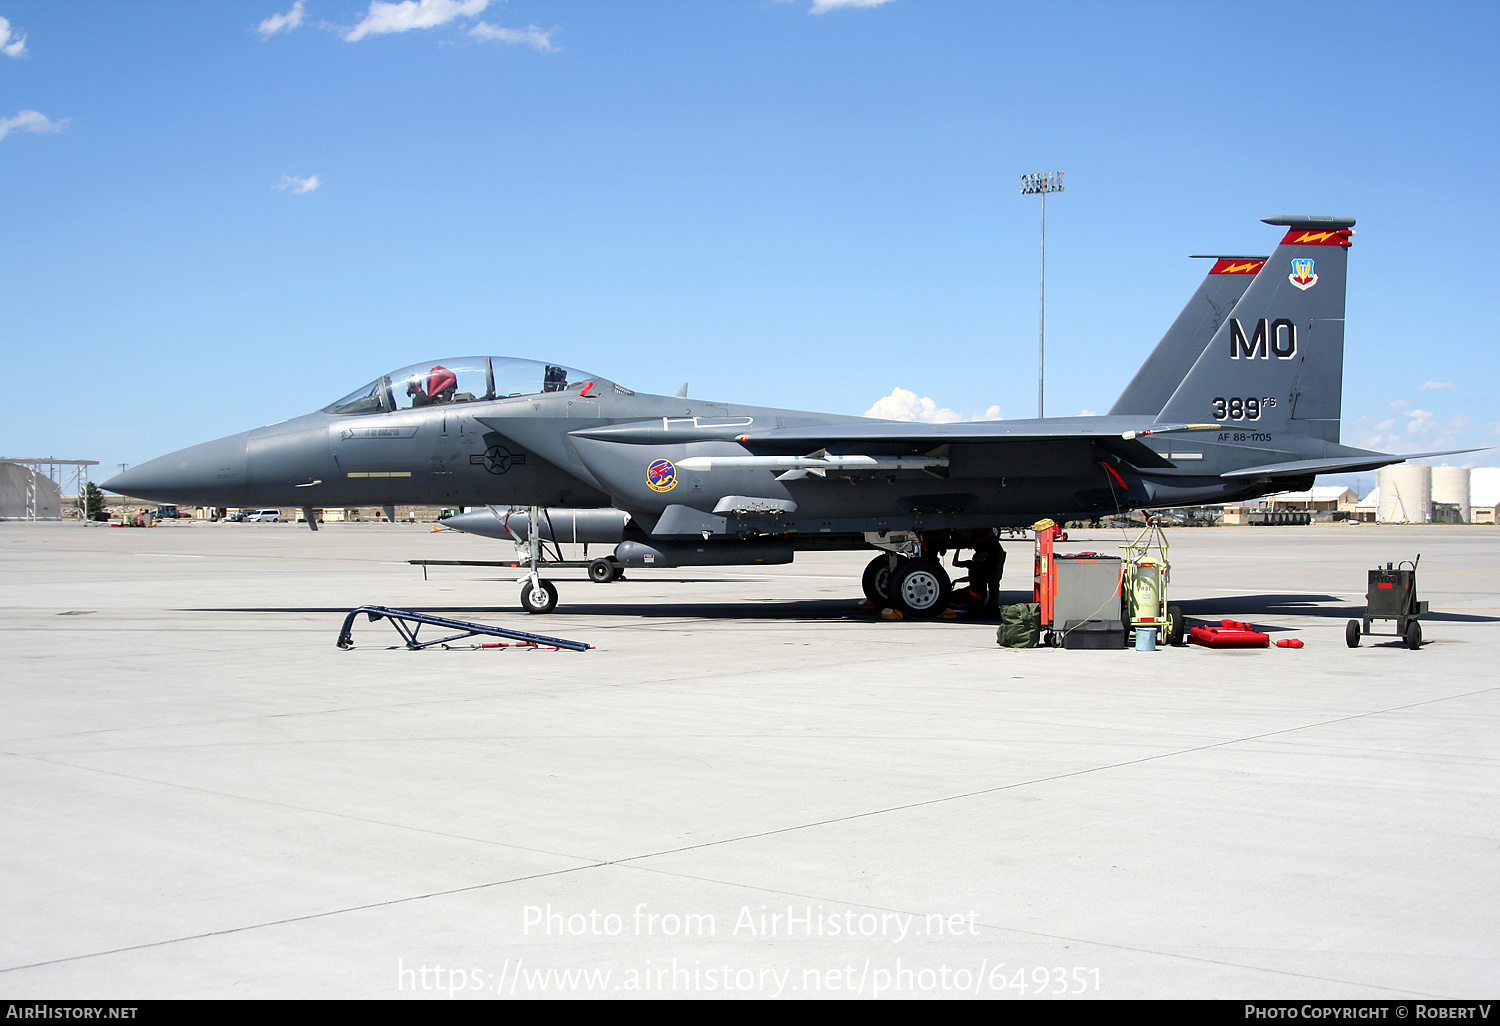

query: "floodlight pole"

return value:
[1020, 171, 1064, 418]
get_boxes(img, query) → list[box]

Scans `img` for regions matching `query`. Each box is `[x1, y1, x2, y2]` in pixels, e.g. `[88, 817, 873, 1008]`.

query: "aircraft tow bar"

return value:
[336, 605, 591, 652]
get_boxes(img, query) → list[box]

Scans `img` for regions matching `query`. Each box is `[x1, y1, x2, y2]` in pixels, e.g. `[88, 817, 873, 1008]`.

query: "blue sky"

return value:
[2, 0, 1497, 482]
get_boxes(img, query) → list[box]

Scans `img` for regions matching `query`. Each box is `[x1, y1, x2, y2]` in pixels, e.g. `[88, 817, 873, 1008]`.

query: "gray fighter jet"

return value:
[105, 216, 1467, 617]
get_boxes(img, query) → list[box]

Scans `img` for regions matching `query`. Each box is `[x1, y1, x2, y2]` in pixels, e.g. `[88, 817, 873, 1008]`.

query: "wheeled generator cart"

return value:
[1347, 556, 1426, 650]
[1033, 520, 1125, 648]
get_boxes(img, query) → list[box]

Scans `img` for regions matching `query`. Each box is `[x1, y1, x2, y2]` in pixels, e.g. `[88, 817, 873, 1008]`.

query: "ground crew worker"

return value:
[954, 533, 1005, 615]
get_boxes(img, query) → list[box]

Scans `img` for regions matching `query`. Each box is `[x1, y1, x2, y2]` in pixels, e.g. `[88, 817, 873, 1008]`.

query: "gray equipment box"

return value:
[1053, 555, 1123, 629]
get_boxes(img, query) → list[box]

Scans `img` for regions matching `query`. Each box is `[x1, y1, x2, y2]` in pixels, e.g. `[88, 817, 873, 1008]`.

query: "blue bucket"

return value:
[1135, 627, 1157, 652]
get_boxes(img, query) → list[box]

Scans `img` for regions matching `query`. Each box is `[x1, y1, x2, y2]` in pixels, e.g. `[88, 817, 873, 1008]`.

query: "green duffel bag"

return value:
[996, 602, 1042, 648]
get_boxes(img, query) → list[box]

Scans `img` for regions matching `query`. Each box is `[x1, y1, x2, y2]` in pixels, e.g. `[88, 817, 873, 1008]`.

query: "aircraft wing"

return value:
[574, 417, 1492, 482]
[727, 418, 1205, 470]
[571, 417, 1232, 470]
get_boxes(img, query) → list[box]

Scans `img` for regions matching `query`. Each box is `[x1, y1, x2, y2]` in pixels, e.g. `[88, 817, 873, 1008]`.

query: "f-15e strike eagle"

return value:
[106, 216, 1464, 617]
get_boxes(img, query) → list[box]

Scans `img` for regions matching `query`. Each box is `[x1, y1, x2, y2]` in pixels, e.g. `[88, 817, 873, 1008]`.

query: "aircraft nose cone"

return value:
[102, 432, 251, 506]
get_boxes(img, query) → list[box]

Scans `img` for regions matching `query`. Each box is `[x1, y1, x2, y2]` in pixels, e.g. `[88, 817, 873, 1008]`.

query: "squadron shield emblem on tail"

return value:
[1289, 257, 1318, 291]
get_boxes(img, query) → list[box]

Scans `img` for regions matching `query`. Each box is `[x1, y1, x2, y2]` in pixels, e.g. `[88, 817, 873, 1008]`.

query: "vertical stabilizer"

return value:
[1109, 255, 1267, 416]
[1156, 216, 1354, 442]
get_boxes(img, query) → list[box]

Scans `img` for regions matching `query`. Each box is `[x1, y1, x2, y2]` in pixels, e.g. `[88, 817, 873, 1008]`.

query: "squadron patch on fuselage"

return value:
[647, 459, 678, 493]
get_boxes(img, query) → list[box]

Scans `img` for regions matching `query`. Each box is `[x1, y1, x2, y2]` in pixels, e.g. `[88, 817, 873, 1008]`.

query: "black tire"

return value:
[1346, 619, 1361, 648]
[1405, 620, 1422, 650]
[889, 560, 951, 620]
[861, 555, 897, 607]
[520, 579, 558, 614]
[588, 557, 618, 584]
[1166, 605, 1186, 646]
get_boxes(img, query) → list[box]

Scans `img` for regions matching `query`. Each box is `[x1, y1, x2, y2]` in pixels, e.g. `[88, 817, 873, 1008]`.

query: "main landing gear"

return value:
[588, 557, 622, 583]
[862, 551, 952, 620]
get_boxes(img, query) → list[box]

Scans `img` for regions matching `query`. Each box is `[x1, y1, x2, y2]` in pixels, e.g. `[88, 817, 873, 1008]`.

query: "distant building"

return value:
[1356, 465, 1500, 523]
[1473, 468, 1500, 524]
[1260, 486, 1360, 512]
[0, 463, 63, 519]
[1216, 487, 1359, 525]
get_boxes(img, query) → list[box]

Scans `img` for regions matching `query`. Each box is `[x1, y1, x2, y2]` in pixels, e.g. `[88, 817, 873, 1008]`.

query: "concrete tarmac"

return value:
[2, 520, 1497, 999]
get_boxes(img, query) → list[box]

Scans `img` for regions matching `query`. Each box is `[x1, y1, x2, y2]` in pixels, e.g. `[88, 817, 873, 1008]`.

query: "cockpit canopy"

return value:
[325, 357, 606, 416]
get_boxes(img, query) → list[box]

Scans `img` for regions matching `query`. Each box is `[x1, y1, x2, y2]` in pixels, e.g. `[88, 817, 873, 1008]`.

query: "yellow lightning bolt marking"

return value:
[1292, 231, 1335, 243]
[1222, 261, 1262, 274]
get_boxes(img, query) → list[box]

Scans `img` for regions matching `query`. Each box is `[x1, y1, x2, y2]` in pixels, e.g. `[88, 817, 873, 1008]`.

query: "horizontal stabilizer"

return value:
[1221, 448, 1488, 480]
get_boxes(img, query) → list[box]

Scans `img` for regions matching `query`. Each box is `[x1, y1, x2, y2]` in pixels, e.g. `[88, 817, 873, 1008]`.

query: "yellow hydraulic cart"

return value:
[1121, 518, 1185, 647]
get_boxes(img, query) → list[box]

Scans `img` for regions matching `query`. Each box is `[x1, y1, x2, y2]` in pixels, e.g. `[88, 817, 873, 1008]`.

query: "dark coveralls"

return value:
[955, 535, 1006, 615]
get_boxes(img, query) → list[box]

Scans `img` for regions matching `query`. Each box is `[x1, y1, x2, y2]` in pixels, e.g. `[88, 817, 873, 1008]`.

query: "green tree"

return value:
[81, 482, 106, 518]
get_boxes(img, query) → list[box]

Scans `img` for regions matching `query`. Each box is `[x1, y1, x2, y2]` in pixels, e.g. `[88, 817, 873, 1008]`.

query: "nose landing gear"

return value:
[520, 578, 558, 614]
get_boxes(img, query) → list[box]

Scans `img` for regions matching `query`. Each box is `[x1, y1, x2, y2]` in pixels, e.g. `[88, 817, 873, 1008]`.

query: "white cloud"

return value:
[0, 109, 67, 142]
[276, 174, 320, 194]
[1407, 410, 1470, 435]
[257, 1, 306, 37]
[1419, 380, 1455, 390]
[1394, 408, 1471, 450]
[865, 387, 1000, 424]
[344, 0, 490, 42]
[811, 0, 896, 12]
[469, 21, 557, 52]
[0, 16, 26, 57]
[1388, 399, 1411, 409]
[1403, 409, 1434, 433]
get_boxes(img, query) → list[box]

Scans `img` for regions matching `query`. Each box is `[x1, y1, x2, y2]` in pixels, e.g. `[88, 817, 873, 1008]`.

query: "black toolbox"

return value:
[1060, 619, 1126, 650]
